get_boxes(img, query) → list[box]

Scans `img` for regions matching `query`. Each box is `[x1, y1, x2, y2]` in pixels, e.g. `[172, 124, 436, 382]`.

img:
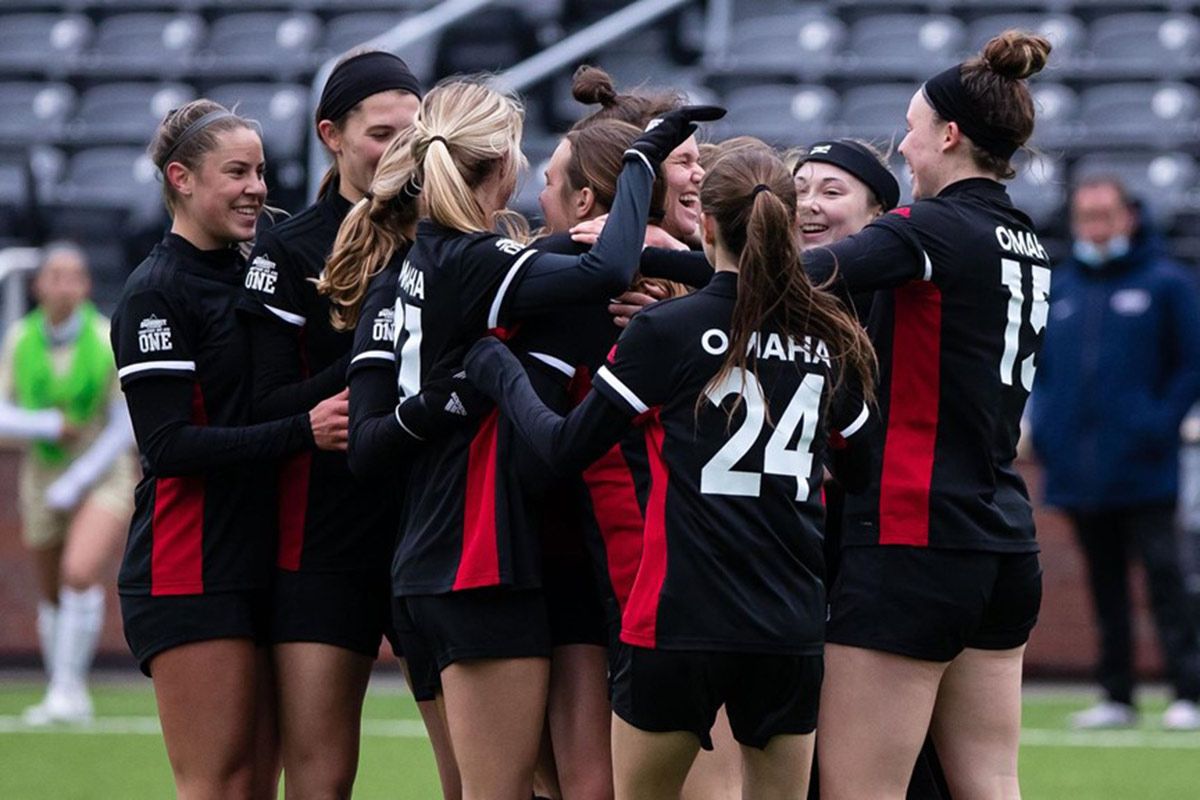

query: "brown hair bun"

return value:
[983, 30, 1051, 81]
[571, 65, 618, 107]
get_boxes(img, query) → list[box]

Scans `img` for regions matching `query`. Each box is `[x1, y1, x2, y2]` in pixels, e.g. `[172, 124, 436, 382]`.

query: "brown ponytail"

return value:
[699, 145, 877, 418]
[958, 30, 1052, 178]
[570, 65, 684, 131]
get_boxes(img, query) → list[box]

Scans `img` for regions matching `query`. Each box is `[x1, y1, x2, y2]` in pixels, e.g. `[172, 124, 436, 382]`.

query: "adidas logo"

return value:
[444, 393, 468, 416]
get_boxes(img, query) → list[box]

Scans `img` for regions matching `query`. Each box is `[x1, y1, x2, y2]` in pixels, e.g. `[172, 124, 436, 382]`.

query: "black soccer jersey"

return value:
[244, 191, 395, 572]
[469, 271, 872, 654]
[804, 178, 1051, 553]
[112, 233, 313, 596]
[392, 159, 656, 595]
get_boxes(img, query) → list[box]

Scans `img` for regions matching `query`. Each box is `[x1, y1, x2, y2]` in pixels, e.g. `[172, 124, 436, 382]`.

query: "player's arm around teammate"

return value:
[794, 32, 1053, 800]
[111, 100, 336, 800]
[241, 51, 426, 800]
[467, 146, 877, 800]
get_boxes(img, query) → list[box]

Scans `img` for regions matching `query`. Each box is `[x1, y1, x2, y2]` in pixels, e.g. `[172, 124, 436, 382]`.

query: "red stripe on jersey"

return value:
[879, 281, 942, 546]
[620, 409, 667, 648]
[150, 383, 208, 595]
[276, 452, 312, 570]
[583, 444, 645, 612]
[455, 409, 502, 590]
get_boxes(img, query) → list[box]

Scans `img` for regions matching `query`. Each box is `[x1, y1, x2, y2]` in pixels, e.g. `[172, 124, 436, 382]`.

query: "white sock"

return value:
[36, 601, 58, 679]
[50, 586, 105, 695]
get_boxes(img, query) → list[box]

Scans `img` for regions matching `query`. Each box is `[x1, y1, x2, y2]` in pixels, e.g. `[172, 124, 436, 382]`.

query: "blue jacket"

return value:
[1030, 226, 1200, 511]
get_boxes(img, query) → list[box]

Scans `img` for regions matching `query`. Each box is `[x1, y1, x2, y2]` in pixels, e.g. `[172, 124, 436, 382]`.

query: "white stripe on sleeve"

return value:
[595, 365, 648, 414]
[351, 350, 396, 365]
[839, 402, 870, 439]
[264, 304, 306, 327]
[487, 249, 539, 330]
[529, 352, 575, 379]
[117, 360, 196, 379]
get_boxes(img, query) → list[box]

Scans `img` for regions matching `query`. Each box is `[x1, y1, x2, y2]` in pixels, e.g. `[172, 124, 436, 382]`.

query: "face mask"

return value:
[1073, 234, 1130, 268]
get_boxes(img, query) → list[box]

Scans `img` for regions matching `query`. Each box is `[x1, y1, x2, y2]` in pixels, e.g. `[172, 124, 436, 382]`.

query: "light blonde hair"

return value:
[320, 78, 528, 330]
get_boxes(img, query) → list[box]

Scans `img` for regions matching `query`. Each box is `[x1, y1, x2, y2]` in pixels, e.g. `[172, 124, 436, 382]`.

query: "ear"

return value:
[164, 161, 193, 199]
[701, 212, 718, 247]
[317, 119, 342, 154]
[575, 186, 596, 221]
[942, 120, 962, 153]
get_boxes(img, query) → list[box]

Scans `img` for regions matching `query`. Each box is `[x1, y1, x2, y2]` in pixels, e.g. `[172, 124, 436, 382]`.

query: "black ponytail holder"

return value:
[362, 189, 375, 201]
[751, 184, 771, 198]
[428, 135, 448, 147]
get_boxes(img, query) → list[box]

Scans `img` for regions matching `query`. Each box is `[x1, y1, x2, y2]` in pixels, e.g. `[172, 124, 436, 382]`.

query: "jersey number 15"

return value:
[999, 258, 1051, 391]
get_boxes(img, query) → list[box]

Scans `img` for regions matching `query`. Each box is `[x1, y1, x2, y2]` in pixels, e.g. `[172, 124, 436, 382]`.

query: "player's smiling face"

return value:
[173, 126, 266, 248]
[898, 89, 945, 201]
[662, 136, 704, 244]
[793, 162, 880, 250]
[539, 138, 585, 233]
[334, 90, 420, 199]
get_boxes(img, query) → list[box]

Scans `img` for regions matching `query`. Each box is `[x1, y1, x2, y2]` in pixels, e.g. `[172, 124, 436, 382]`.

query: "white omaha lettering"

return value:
[995, 225, 1047, 261]
[398, 259, 425, 301]
[700, 329, 831, 366]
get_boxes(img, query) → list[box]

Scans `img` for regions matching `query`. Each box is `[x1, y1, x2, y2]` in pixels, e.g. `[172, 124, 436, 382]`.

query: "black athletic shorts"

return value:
[610, 643, 823, 750]
[391, 597, 442, 702]
[121, 588, 270, 677]
[269, 568, 392, 657]
[544, 557, 608, 648]
[404, 587, 552, 672]
[826, 546, 1043, 663]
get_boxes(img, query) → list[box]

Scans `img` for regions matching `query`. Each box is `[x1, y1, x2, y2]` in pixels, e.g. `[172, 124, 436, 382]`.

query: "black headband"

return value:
[796, 140, 900, 211]
[317, 51, 422, 124]
[922, 64, 1019, 161]
[159, 110, 236, 169]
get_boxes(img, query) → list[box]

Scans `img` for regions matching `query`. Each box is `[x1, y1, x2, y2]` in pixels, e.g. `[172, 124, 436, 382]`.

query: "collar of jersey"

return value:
[937, 177, 1006, 200]
[705, 270, 737, 297]
[162, 232, 243, 281]
[324, 190, 354, 225]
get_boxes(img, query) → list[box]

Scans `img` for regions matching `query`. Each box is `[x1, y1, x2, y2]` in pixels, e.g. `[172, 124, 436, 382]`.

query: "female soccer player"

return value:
[0, 243, 136, 725]
[323, 127, 466, 800]
[241, 50, 427, 798]
[465, 145, 875, 800]
[326, 76, 718, 799]
[797, 31, 1054, 799]
[111, 99, 346, 798]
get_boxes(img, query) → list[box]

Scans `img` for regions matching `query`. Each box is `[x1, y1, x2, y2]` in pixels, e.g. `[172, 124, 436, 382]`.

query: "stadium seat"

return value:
[1029, 82, 1079, 150]
[66, 83, 195, 147]
[836, 83, 912, 144]
[1086, 13, 1200, 78]
[1007, 154, 1066, 230]
[51, 146, 160, 211]
[195, 12, 322, 79]
[433, 7, 539, 78]
[841, 14, 965, 78]
[717, 84, 838, 149]
[208, 83, 308, 161]
[323, 12, 411, 59]
[1072, 152, 1196, 228]
[0, 82, 76, 145]
[966, 14, 1085, 67]
[0, 14, 92, 76]
[1078, 82, 1200, 149]
[81, 13, 205, 79]
[714, 10, 846, 78]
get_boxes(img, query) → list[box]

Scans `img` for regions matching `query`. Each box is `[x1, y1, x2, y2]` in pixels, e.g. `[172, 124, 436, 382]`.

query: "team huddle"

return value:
[98, 26, 1052, 800]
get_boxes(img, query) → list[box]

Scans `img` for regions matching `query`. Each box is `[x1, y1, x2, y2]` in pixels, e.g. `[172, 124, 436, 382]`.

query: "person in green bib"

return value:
[0, 243, 137, 725]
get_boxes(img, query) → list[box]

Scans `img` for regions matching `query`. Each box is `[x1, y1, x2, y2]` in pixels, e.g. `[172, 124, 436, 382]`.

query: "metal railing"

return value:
[490, 0, 694, 94]
[0, 247, 41, 339]
[306, 0, 497, 200]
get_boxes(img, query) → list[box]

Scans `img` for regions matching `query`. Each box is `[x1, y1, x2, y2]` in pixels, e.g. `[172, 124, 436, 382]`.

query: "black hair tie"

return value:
[428, 135, 448, 147]
[752, 184, 771, 198]
[362, 189, 374, 201]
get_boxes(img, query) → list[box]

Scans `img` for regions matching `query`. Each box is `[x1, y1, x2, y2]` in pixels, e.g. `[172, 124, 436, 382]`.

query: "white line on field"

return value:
[2, 717, 1199, 749]
[0, 716, 428, 738]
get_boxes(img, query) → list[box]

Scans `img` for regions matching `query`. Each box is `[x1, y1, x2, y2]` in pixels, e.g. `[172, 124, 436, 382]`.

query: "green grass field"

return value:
[1, 678, 1198, 799]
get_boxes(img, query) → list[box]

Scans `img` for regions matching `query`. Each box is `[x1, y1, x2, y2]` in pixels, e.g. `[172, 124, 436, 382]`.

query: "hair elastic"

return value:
[159, 110, 236, 169]
[751, 184, 771, 197]
[362, 190, 374, 201]
[428, 135, 448, 147]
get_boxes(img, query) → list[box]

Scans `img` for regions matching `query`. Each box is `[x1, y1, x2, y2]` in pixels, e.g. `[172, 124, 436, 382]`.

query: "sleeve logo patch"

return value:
[372, 307, 396, 344]
[245, 255, 278, 294]
[137, 315, 173, 353]
[494, 238, 524, 256]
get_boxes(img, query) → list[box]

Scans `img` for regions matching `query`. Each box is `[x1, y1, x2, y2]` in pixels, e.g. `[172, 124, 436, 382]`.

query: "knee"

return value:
[59, 567, 95, 592]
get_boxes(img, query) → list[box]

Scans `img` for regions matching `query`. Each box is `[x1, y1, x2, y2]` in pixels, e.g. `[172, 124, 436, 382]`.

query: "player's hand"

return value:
[625, 105, 726, 170]
[308, 388, 349, 452]
[608, 284, 668, 328]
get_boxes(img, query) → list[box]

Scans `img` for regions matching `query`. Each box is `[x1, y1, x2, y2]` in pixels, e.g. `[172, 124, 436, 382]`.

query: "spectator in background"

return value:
[0, 243, 136, 724]
[1031, 176, 1200, 731]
